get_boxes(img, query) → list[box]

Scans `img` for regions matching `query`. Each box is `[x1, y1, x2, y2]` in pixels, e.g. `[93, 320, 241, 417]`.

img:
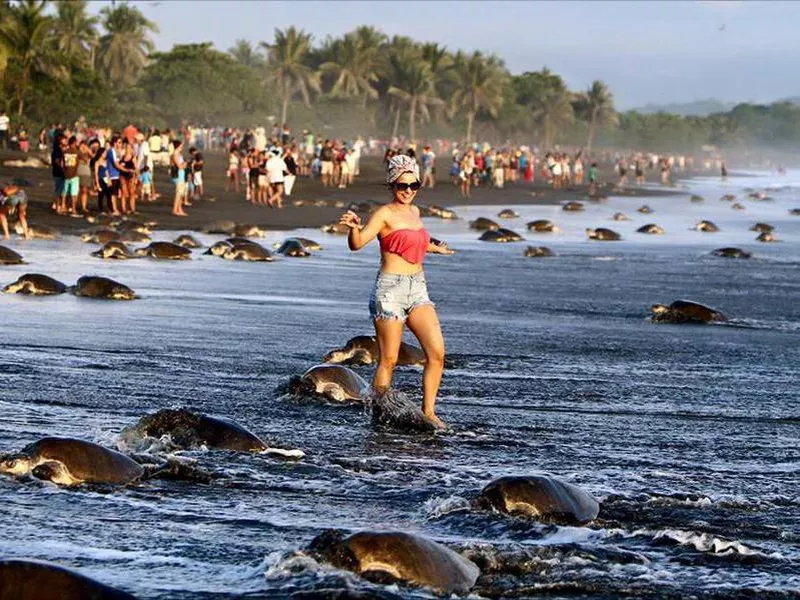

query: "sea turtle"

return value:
[636, 223, 665, 234]
[135, 241, 192, 260]
[650, 299, 727, 324]
[3, 273, 67, 295]
[70, 276, 137, 300]
[523, 246, 555, 258]
[711, 247, 751, 259]
[469, 217, 500, 231]
[91, 241, 137, 260]
[586, 227, 621, 241]
[276, 238, 311, 257]
[526, 219, 559, 233]
[0, 245, 25, 264]
[694, 220, 719, 232]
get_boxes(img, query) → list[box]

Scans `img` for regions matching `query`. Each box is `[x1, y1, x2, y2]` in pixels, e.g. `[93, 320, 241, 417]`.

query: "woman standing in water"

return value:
[339, 155, 450, 429]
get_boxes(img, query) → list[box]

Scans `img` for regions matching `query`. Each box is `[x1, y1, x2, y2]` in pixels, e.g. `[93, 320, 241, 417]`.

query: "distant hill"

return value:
[634, 99, 736, 116]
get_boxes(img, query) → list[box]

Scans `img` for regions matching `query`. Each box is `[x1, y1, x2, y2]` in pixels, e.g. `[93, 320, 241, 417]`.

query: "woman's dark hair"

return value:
[172, 139, 182, 149]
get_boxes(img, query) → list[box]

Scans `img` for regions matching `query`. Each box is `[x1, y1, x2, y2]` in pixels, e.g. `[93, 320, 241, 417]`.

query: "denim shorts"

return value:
[369, 271, 434, 322]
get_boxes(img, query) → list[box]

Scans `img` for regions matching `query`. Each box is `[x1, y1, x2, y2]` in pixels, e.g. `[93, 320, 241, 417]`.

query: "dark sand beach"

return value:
[2, 150, 684, 235]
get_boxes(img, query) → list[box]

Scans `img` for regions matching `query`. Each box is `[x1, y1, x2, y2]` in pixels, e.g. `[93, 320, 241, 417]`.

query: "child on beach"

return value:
[139, 166, 153, 202]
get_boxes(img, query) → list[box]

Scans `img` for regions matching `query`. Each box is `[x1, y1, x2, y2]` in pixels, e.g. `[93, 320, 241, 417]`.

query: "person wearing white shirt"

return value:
[0, 111, 9, 149]
[265, 148, 287, 208]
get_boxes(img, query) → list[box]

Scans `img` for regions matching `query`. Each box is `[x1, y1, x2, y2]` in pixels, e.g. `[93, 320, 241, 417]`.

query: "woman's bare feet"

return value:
[423, 411, 447, 430]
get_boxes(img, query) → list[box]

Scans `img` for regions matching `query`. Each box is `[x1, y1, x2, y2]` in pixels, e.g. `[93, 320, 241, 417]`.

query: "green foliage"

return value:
[139, 43, 264, 125]
[1, 11, 799, 152]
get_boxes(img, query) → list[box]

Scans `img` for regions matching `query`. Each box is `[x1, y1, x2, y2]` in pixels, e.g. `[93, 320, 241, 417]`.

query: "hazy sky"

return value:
[108, 0, 799, 109]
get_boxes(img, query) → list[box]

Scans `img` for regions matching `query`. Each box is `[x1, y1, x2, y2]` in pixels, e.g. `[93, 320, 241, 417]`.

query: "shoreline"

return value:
[1, 151, 692, 236]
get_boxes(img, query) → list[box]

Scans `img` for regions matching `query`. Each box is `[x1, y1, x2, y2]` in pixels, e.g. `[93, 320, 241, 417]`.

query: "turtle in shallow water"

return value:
[636, 223, 665, 234]
[711, 247, 751, 259]
[0, 245, 25, 264]
[117, 229, 151, 243]
[497, 208, 519, 219]
[650, 300, 727, 324]
[470, 217, 500, 231]
[731, 202, 745, 210]
[690, 194, 704, 203]
[233, 223, 266, 237]
[476, 474, 600, 525]
[173, 234, 202, 248]
[135, 241, 192, 260]
[479, 229, 522, 243]
[3, 273, 67, 295]
[523, 246, 555, 258]
[750, 222, 774, 233]
[222, 241, 274, 261]
[91, 240, 137, 260]
[562, 201, 584, 212]
[586, 227, 621, 241]
[694, 220, 719, 233]
[276, 238, 310, 257]
[637, 204, 653, 214]
[611, 212, 629, 221]
[323, 335, 425, 366]
[289, 364, 370, 403]
[526, 219, 559, 232]
[428, 205, 457, 219]
[0, 559, 136, 600]
[756, 231, 777, 242]
[307, 529, 480, 595]
[80, 228, 120, 244]
[70, 276, 137, 300]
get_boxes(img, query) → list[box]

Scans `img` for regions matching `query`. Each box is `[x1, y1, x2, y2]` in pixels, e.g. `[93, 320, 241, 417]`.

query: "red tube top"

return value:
[379, 228, 431, 264]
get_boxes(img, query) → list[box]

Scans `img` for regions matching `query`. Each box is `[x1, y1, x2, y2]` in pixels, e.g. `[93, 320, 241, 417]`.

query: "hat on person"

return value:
[386, 154, 419, 184]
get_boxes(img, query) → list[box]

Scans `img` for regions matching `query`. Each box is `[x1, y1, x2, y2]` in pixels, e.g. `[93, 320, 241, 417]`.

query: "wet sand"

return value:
[1, 150, 683, 235]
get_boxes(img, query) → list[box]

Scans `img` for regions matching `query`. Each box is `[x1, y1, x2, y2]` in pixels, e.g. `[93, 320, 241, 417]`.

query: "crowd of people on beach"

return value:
[0, 114, 738, 227]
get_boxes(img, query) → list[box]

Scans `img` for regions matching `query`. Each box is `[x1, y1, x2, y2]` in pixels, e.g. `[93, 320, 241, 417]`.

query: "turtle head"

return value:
[133, 248, 148, 257]
[111, 285, 137, 300]
[651, 304, 669, 315]
[31, 461, 67, 483]
[585, 228, 597, 238]
[322, 348, 347, 363]
[0, 453, 32, 475]
[79, 233, 93, 242]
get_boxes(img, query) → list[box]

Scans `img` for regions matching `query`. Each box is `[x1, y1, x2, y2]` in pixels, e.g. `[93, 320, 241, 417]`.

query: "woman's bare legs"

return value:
[372, 318, 403, 392]
[406, 304, 446, 428]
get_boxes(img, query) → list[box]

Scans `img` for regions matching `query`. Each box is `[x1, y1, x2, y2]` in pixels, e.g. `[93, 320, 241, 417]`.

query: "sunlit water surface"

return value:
[0, 172, 798, 598]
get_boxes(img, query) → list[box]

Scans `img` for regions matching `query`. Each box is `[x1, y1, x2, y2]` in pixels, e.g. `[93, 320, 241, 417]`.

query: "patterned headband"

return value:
[386, 154, 420, 184]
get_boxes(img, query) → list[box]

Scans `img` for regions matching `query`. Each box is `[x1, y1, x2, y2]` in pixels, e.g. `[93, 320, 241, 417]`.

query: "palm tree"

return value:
[320, 33, 380, 108]
[228, 39, 264, 70]
[450, 51, 507, 143]
[261, 26, 320, 125]
[516, 68, 574, 149]
[388, 59, 443, 140]
[583, 80, 617, 150]
[53, 0, 99, 68]
[0, 0, 58, 115]
[97, 2, 158, 88]
[421, 42, 454, 123]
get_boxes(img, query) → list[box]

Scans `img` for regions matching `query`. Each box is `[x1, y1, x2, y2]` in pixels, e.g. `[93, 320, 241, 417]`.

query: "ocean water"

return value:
[0, 172, 798, 598]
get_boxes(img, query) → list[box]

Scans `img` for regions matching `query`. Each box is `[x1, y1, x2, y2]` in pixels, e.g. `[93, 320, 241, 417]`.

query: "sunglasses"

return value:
[393, 181, 421, 191]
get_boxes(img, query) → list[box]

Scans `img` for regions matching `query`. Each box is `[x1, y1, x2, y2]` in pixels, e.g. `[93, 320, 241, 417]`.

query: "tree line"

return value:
[1, 0, 799, 152]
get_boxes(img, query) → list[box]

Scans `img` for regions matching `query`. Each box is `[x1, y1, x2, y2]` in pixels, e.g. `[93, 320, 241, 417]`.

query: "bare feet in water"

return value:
[424, 412, 447, 430]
